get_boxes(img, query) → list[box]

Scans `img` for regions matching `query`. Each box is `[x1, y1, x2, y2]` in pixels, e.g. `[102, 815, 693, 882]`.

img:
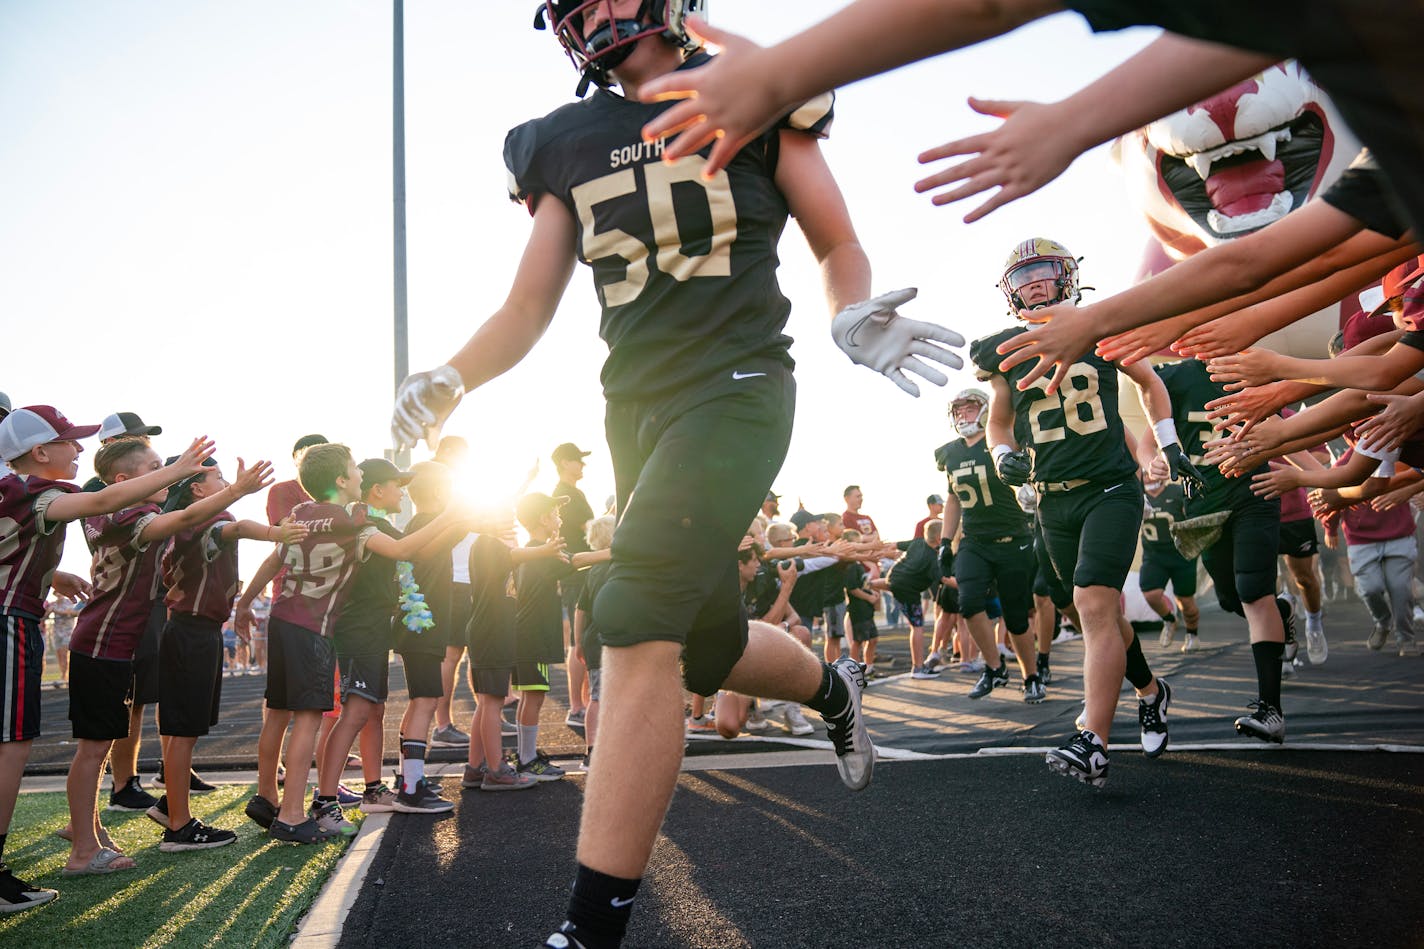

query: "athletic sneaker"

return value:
[1022, 676, 1046, 704]
[1036, 654, 1052, 686]
[395, 777, 456, 813]
[310, 800, 357, 837]
[821, 657, 875, 792]
[517, 755, 567, 783]
[1367, 624, 1389, 651]
[1277, 596, 1298, 662]
[1181, 633, 1199, 653]
[1400, 636, 1421, 658]
[146, 794, 171, 829]
[779, 705, 814, 737]
[923, 653, 944, 674]
[1138, 679, 1171, 758]
[1305, 620, 1328, 665]
[269, 817, 331, 844]
[156, 765, 216, 793]
[544, 924, 591, 948]
[460, 764, 487, 789]
[744, 704, 774, 734]
[108, 775, 159, 811]
[0, 865, 58, 915]
[1159, 615, 1177, 648]
[1045, 729, 1109, 788]
[958, 657, 986, 674]
[336, 784, 361, 807]
[245, 794, 279, 830]
[910, 665, 941, 679]
[480, 764, 537, 791]
[967, 661, 1009, 699]
[564, 709, 586, 729]
[160, 818, 237, 852]
[361, 783, 400, 812]
[686, 715, 718, 734]
[1235, 701, 1286, 744]
[430, 724, 470, 748]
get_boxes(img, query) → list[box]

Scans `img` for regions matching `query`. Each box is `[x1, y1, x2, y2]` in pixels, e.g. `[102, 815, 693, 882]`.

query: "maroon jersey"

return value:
[266, 479, 310, 527]
[69, 503, 163, 660]
[0, 473, 80, 619]
[164, 512, 239, 622]
[270, 501, 377, 637]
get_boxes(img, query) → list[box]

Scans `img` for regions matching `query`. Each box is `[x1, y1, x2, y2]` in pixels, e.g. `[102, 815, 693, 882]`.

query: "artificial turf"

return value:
[0, 783, 360, 947]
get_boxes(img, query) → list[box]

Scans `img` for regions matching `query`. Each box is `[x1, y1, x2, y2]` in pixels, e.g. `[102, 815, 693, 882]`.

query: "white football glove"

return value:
[830, 288, 966, 397]
[391, 364, 465, 452]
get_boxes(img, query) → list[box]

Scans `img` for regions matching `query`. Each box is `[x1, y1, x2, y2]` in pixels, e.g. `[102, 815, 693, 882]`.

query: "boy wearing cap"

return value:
[149, 457, 305, 851]
[235, 445, 471, 841]
[551, 442, 595, 730]
[0, 408, 212, 904]
[511, 493, 574, 780]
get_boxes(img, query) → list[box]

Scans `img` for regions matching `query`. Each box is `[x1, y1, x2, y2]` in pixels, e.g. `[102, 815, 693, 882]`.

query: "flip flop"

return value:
[53, 828, 122, 852]
[61, 847, 136, 876]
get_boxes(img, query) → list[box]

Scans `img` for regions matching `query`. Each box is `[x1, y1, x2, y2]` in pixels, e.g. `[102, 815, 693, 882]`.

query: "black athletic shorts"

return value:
[265, 617, 336, 712]
[447, 582, 474, 652]
[1039, 478, 1144, 591]
[340, 653, 390, 704]
[1, 612, 44, 742]
[1198, 493, 1282, 615]
[69, 653, 133, 741]
[955, 533, 1033, 634]
[158, 612, 224, 737]
[935, 583, 960, 615]
[468, 664, 512, 697]
[559, 572, 586, 627]
[850, 616, 878, 642]
[1278, 518, 1320, 558]
[1139, 552, 1200, 598]
[130, 600, 166, 707]
[1032, 525, 1073, 610]
[512, 661, 550, 691]
[400, 650, 444, 699]
[594, 367, 794, 697]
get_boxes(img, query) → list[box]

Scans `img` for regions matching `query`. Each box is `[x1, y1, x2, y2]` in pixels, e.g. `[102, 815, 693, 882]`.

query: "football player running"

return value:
[936, 388, 1045, 703]
[1138, 475, 1202, 652]
[973, 239, 1193, 788]
[389, 4, 964, 947]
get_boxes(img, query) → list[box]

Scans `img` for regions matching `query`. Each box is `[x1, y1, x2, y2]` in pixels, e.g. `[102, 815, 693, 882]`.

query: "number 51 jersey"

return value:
[971, 326, 1138, 486]
[934, 437, 1032, 538]
[504, 51, 834, 402]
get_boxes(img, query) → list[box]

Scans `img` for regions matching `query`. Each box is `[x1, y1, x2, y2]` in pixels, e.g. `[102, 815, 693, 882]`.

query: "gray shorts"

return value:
[588, 667, 603, 703]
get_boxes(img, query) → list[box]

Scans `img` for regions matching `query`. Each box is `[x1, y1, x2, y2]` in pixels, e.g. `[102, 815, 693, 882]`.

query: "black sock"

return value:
[1036, 651, 1050, 667]
[1252, 640, 1285, 708]
[1160, 610, 1176, 623]
[0, 832, 6, 864]
[401, 739, 427, 761]
[314, 794, 337, 806]
[564, 863, 642, 949]
[1187, 627, 1198, 636]
[803, 662, 851, 719]
[1124, 633, 1154, 691]
[365, 780, 382, 794]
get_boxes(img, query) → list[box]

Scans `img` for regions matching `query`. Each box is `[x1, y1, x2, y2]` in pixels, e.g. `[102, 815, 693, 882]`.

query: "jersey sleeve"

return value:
[777, 92, 834, 138]
[504, 118, 547, 209]
[1319, 149, 1411, 240]
[933, 442, 954, 472]
[33, 487, 71, 536]
[969, 332, 1006, 382]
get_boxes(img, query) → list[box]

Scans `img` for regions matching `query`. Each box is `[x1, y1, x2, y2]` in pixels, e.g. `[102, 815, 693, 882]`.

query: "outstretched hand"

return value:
[1206, 350, 1282, 391]
[830, 288, 965, 397]
[231, 458, 276, 498]
[1204, 383, 1289, 435]
[1096, 314, 1195, 366]
[915, 98, 1081, 222]
[1355, 392, 1424, 453]
[994, 302, 1095, 395]
[391, 365, 466, 452]
[1172, 314, 1263, 360]
[171, 437, 218, 478]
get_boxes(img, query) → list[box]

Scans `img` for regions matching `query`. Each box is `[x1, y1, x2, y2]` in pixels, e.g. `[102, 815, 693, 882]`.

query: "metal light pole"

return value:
[391, 0, 411, 471]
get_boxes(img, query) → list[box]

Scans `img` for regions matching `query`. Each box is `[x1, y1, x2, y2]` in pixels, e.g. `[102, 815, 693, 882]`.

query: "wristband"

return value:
[991, 444, 1013, 462]
[1153, 419, 1180, 449]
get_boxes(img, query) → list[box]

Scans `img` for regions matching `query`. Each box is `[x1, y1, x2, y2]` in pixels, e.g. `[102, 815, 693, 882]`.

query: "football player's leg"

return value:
[1234, 497, 1286, 713]
[994, 552, 1037, 683]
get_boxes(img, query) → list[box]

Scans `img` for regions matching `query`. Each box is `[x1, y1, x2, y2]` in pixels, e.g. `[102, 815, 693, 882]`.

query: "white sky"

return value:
[1, 1, 1160, 580]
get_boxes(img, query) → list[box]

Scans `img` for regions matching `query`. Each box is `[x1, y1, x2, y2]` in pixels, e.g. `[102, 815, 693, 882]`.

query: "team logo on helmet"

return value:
[535, 0, 706, 95]
[949, 387, 989, 438]
[999, 238, 1082, 315]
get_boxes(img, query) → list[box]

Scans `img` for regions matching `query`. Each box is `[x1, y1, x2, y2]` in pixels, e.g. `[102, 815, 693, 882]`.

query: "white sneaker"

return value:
[1180, 633, 1199, 653]
[780, 704, 815, 737]
[744, 705, 774, 734]
[958, 657, 986, 674]
[1305, 623, 1328, 665]
[1159, 617, 1177, 648]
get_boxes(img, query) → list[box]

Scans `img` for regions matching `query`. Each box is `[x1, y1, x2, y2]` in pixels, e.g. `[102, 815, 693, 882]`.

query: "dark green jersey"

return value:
[1141, 483, 1188, 559]
[971, 326, 1138, 485]
[934, 436, 1032, 538]
[504, 52, 834, 401]
[1153, 359, 1263, 514]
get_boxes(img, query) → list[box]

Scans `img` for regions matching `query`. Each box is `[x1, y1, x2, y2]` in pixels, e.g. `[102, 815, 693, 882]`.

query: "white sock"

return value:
[1306, 610, 1323, 629]
[401, 756, 424, 794]
[518, 724, 538, 764]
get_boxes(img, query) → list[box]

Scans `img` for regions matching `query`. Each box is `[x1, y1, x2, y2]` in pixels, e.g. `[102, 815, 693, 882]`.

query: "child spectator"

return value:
[511, 493, 574, 780]
[45, 594, 81, 687]
[873, 521, 946, 678]
[840, 530, 881, 673]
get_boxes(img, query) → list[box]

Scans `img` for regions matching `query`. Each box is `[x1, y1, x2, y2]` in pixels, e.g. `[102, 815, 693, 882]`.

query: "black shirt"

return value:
[466, 534, 516, 666]
[1320, 150, 1410, 240]
[574, 561, 611, 671]
[333, 518, 402, 658]
[514, 541, 572, 664]
[844, 562, 875, 623]
[935, 436, 1033, 539]
[1141, 483, 1191, 563]
[553, 480, 596, 556]
[399, 512, 450, 657]
[888, 538, 942, 601]
[1154, 359, 1264, 515]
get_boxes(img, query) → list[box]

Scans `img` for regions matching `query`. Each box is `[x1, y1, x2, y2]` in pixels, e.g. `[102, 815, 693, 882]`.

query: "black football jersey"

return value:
[1153, 359, 1263, 514]
[504, 52, 834, 401]
[935, 437, 1031, 538]
[1141, 482, 1188, 559]
[971, 326, 1138, 485]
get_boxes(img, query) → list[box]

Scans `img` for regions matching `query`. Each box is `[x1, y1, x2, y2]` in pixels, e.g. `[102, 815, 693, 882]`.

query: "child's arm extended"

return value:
[138, 459, 279, 546]
[45, 436, 216, 523]
[1252, 450, 1385, 499]
[219, 519, 309, 545]
[367, 509, 470, 562]
[571, 548, 611, 570]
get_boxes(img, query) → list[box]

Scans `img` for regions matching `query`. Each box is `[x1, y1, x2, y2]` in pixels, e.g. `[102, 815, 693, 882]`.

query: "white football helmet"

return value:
[949, 388, 989, 438]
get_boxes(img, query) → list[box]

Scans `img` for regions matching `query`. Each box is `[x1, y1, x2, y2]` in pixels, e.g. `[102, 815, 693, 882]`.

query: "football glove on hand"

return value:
[995, 449, 1033, 487]
[830, 288, 965, 397]
[1162, 443, 1206, 499]
[391, 364, 465, 452]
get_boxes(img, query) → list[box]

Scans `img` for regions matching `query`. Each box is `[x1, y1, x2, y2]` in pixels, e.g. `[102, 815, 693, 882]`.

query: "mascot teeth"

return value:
[1183, 128, 1293, 181]
[1207, 191, 1294, 234]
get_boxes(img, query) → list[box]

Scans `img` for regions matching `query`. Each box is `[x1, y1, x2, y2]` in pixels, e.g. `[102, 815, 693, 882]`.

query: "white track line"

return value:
[291, 812, 391, 948]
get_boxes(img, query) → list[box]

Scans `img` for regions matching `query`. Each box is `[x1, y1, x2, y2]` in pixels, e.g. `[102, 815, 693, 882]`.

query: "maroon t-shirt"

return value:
[164, 512, 239, 622]
[270, 501, 377, 637]
[266, 479, 310, 527]
[843, 510, 878, 537]
[70, 503, 163, 660]
[913, 515, 936, 540]
[1336, 449, 1414, 545]
[0, 473, 80, 619]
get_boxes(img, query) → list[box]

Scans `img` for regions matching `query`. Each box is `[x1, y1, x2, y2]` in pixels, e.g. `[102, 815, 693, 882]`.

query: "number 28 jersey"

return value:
[971, 326, 1137, 486]
[270, 501, 378, 638]
[934, 437, 1031, 538]
[504, 51, 834, 401]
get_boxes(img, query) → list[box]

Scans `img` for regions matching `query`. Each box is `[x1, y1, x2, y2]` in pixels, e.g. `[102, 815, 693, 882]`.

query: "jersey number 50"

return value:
[571, 156, 738, 307]
[1024, 363, 1107, 444]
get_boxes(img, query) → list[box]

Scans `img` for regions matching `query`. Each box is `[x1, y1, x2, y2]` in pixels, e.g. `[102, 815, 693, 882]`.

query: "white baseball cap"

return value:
[0, 406, 101, 462]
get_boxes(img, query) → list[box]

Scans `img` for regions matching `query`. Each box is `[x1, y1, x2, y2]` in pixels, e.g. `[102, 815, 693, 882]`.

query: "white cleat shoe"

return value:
[821, 658, 875, 791]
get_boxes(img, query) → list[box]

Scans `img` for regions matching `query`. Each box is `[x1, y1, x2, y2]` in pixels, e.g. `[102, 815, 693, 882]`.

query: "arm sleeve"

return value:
[777, 92, 834, 138]
[1319, 150, 1411, 239]
[504, 119, 547, 209]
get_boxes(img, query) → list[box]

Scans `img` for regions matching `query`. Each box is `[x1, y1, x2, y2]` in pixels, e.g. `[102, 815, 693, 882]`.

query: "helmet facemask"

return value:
[949, 389, 989, 438]
[536, 0, 706, 95]
[998, 238, 1085, 317]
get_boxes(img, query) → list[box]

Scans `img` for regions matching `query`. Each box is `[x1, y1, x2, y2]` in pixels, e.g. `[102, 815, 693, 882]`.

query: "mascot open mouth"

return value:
[1145, 63, 1334, 239]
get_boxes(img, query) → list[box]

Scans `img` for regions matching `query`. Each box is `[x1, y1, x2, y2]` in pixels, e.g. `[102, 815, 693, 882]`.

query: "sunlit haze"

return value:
[1, 2, 1159, 581]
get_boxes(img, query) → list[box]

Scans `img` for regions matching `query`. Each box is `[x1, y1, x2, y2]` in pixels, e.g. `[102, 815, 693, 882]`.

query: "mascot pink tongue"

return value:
[1205, 159, 1286, 219]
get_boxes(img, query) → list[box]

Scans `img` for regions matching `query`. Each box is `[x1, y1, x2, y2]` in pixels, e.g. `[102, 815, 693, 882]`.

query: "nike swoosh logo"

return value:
[1018, 545, 1030, 551]
[1104, 484, 1122, 493]
[610, 896, 636, 908]
[732, 371, 766, 380]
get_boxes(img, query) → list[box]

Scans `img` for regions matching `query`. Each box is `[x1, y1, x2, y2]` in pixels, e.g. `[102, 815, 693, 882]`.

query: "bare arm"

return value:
[1210, 342, 1424, 391]
[986, 375, 1017, 451]
[367, 510, 466, 563]
[940, 491, 963, 547]
[776, 131, 870, 314]
[570, 548, 612, 570]
[45, 436, 216, 523]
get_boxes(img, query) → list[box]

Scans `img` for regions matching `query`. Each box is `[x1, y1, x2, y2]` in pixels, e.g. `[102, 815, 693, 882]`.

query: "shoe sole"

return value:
[1235, 722, 1285, 744]
[518, 772, 564, 783]
[0, 891, 58, 914]
[480, 782, 537, 791]
[1044, 753, 1108, 789]
[1023, 693, 1046, 705]
[360, 802, 400, 812]
[831, 662, 875, 792]
[104, 803, 154, 812]
[159, 837, 236, 852]
[428, 739, 468, 749]
[1142, 737, 1168, 759]
[392, 802, 456, 813]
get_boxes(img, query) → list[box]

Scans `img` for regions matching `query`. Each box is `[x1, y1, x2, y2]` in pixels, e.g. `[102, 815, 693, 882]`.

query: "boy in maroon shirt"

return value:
[0, 407, 212, 908]
[149, 458, 305, 851]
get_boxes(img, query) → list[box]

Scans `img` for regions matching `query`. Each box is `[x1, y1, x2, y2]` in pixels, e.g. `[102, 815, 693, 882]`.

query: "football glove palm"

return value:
[995, 450, 1033, 487]
[830, 288, 965, 397]
[391, 365, 465, 452]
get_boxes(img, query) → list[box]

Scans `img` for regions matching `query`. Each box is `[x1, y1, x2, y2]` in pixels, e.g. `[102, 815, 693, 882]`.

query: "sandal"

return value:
[61, 847, 136, 876]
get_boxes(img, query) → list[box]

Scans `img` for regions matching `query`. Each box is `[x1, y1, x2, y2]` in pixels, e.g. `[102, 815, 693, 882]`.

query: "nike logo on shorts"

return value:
[1104, 484, 1122, 493]
[732, 371, 767, 380]
[610, 896, 636, 908]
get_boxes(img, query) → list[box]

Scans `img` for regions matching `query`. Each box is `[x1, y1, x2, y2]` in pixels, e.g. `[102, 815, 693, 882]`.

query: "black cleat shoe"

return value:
[543, 923, 590, 948]
[1036, 654, 1052, 686]
[160, 818, 237, 852]
[244, 794, 279, 830]
[1046, 729, 1109, 788]
[1277, 596, 1298, 663]
[822, 657, 875, 791]
[1022, 675, 1046, 704]
[107, 775, 159, 811]
[1139, 678, 1172, 759]
[968, 661, 1009, 699]
[1235, 700, 1285, 744]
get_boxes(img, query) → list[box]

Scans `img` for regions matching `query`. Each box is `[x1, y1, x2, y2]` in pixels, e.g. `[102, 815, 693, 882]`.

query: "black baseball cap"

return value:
[764, 491, 780, 503]
[789, 510, 824, 531]
[161, 455, 218, 513]
[96, 411, 162, 441]
[359, 458, 414, 493]
[516, 491, 569, 526]
[552, 442, 592, 464]
[926, 494, 944, 505]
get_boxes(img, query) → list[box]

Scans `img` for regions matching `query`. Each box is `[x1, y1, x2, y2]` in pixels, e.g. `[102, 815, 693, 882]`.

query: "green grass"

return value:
[0, 784, 362, 947]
